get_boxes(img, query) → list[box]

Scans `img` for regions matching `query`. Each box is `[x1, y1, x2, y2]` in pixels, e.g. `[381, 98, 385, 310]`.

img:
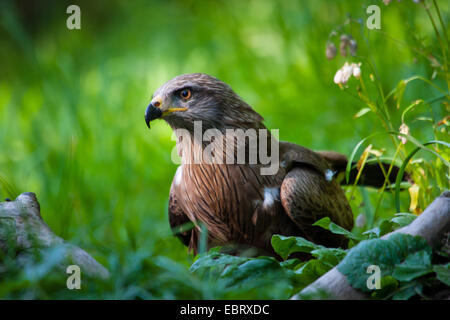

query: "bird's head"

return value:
[145, 73, 263, 132]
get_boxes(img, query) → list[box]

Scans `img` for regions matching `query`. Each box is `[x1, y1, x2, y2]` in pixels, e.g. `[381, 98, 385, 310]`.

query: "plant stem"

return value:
[432, 0, 449, 51]
[423, 0, 450, 93]
[373, 142, 402, 220]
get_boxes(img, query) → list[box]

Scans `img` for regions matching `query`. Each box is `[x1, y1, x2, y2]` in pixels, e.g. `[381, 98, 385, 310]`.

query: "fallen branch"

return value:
[292, 190, 450, 300]
[0, 192, 109, 279]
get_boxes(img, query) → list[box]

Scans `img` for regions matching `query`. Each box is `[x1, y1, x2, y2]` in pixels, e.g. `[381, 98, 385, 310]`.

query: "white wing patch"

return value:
[325, 169, 337, 182]
[174, 165, 183, 186]
[263, 187, 280, 208]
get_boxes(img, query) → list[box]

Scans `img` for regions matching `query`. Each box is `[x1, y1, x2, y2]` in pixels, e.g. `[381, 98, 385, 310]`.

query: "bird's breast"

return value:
[175, 163, 290, 247]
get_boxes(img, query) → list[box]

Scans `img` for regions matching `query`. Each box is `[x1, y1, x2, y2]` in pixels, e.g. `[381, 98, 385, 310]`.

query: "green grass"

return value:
[0, 0, 448, 299]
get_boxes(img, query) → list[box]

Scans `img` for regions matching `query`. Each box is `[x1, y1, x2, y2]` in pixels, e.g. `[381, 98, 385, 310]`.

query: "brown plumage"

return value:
[145, 73, 401, 259]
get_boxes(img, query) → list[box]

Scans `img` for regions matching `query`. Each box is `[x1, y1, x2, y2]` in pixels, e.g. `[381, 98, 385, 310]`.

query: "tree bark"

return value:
[292, 190, 450, 300]
[0, 192, 109, 279]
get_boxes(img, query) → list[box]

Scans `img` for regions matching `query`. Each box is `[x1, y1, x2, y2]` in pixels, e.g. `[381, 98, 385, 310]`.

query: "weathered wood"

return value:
[292, 190, 450, 300]
[0, 192, 109, 279]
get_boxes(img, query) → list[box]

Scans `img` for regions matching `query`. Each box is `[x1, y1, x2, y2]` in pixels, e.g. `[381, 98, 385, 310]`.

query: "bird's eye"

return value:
[179, 89, 192, 100]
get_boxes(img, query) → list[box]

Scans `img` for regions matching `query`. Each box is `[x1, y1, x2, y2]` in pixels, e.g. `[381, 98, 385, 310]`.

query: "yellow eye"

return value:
[180, 89, 192, 100]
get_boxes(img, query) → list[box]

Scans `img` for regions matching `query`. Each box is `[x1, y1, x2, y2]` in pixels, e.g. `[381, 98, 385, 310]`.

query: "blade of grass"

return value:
[0, 174, 19, 199]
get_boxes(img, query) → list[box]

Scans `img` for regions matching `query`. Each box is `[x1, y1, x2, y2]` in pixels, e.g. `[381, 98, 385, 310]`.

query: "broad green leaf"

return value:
[280, 258, 303, 270]
[390, 213, 417, 228]
[337, 234, 431, 292]
[362, 227, 381, 238]
[371, 276, 398, 299]
[189, 252, 296, 297]
[293, 259, 330, 289]
[271, 234, 324, 260]
[362, 219, 393, 238]
[313, 217, 363, 241]
[310, 248, 346, 268]
[220, 257, 285, 284]
[379, 220, 394, 236]
[392, 284, 422, 300]
[433, 263, 450, 286]
[392, 250, 433, 282]
[190, 252, 249, 273]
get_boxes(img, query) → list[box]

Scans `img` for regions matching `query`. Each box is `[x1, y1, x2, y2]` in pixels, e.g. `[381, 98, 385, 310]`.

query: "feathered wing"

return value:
[168, 180, 193, 248]
[279, 142, 354, 248]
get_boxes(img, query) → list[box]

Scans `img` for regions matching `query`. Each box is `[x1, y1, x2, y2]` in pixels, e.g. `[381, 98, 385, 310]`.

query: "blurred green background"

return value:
[0, 0, 448, 298]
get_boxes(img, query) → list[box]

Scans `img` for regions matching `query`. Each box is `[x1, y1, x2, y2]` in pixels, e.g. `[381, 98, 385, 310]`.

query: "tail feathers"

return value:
[317, 150, 411, 188]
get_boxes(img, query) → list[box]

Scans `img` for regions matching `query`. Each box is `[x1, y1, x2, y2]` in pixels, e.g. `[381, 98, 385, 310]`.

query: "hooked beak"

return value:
[145, 97, 188, 129]
[145, 102, 162, 129]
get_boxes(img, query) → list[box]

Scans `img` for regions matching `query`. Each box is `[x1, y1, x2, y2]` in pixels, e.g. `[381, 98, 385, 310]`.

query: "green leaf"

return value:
[280, 258, 303, 270]
[271, 234, 324, 260]
[190, 252, 249, 273]
[362, 220, 392, 238]
[433, 263, 450, 286]
[362, 227, 381, 238]
[392, 283, 421, 300]
[220, 257, 285, 285]
[390, 213, 417, 228]
[310, 248, 346, 268]
[312, 217, 332, 229]
[371, 276, 398, 299]
[394, 79, 406, 109]
[189, 252, 297, 297]
[354, 107, 371, 119]
[337, 234, 431, 292]
[392, 250, 433, 282]
[293, 259, 330, 289]
[379, 219, 394, 236]
[313, 217, 363, 241]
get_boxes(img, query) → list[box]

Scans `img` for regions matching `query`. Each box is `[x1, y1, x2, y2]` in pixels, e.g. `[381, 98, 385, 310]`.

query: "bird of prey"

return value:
[145, 73, 401, 259]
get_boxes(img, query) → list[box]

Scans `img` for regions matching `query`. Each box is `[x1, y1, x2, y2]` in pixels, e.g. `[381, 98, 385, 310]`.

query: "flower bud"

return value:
[340, 34, 350, 56]
[334, 69, 344, 84]
[326, 42, 337, 60]
[398, 123, 410, 144]
[349, 39, 357, 56]
[352, 63, 361, 78]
